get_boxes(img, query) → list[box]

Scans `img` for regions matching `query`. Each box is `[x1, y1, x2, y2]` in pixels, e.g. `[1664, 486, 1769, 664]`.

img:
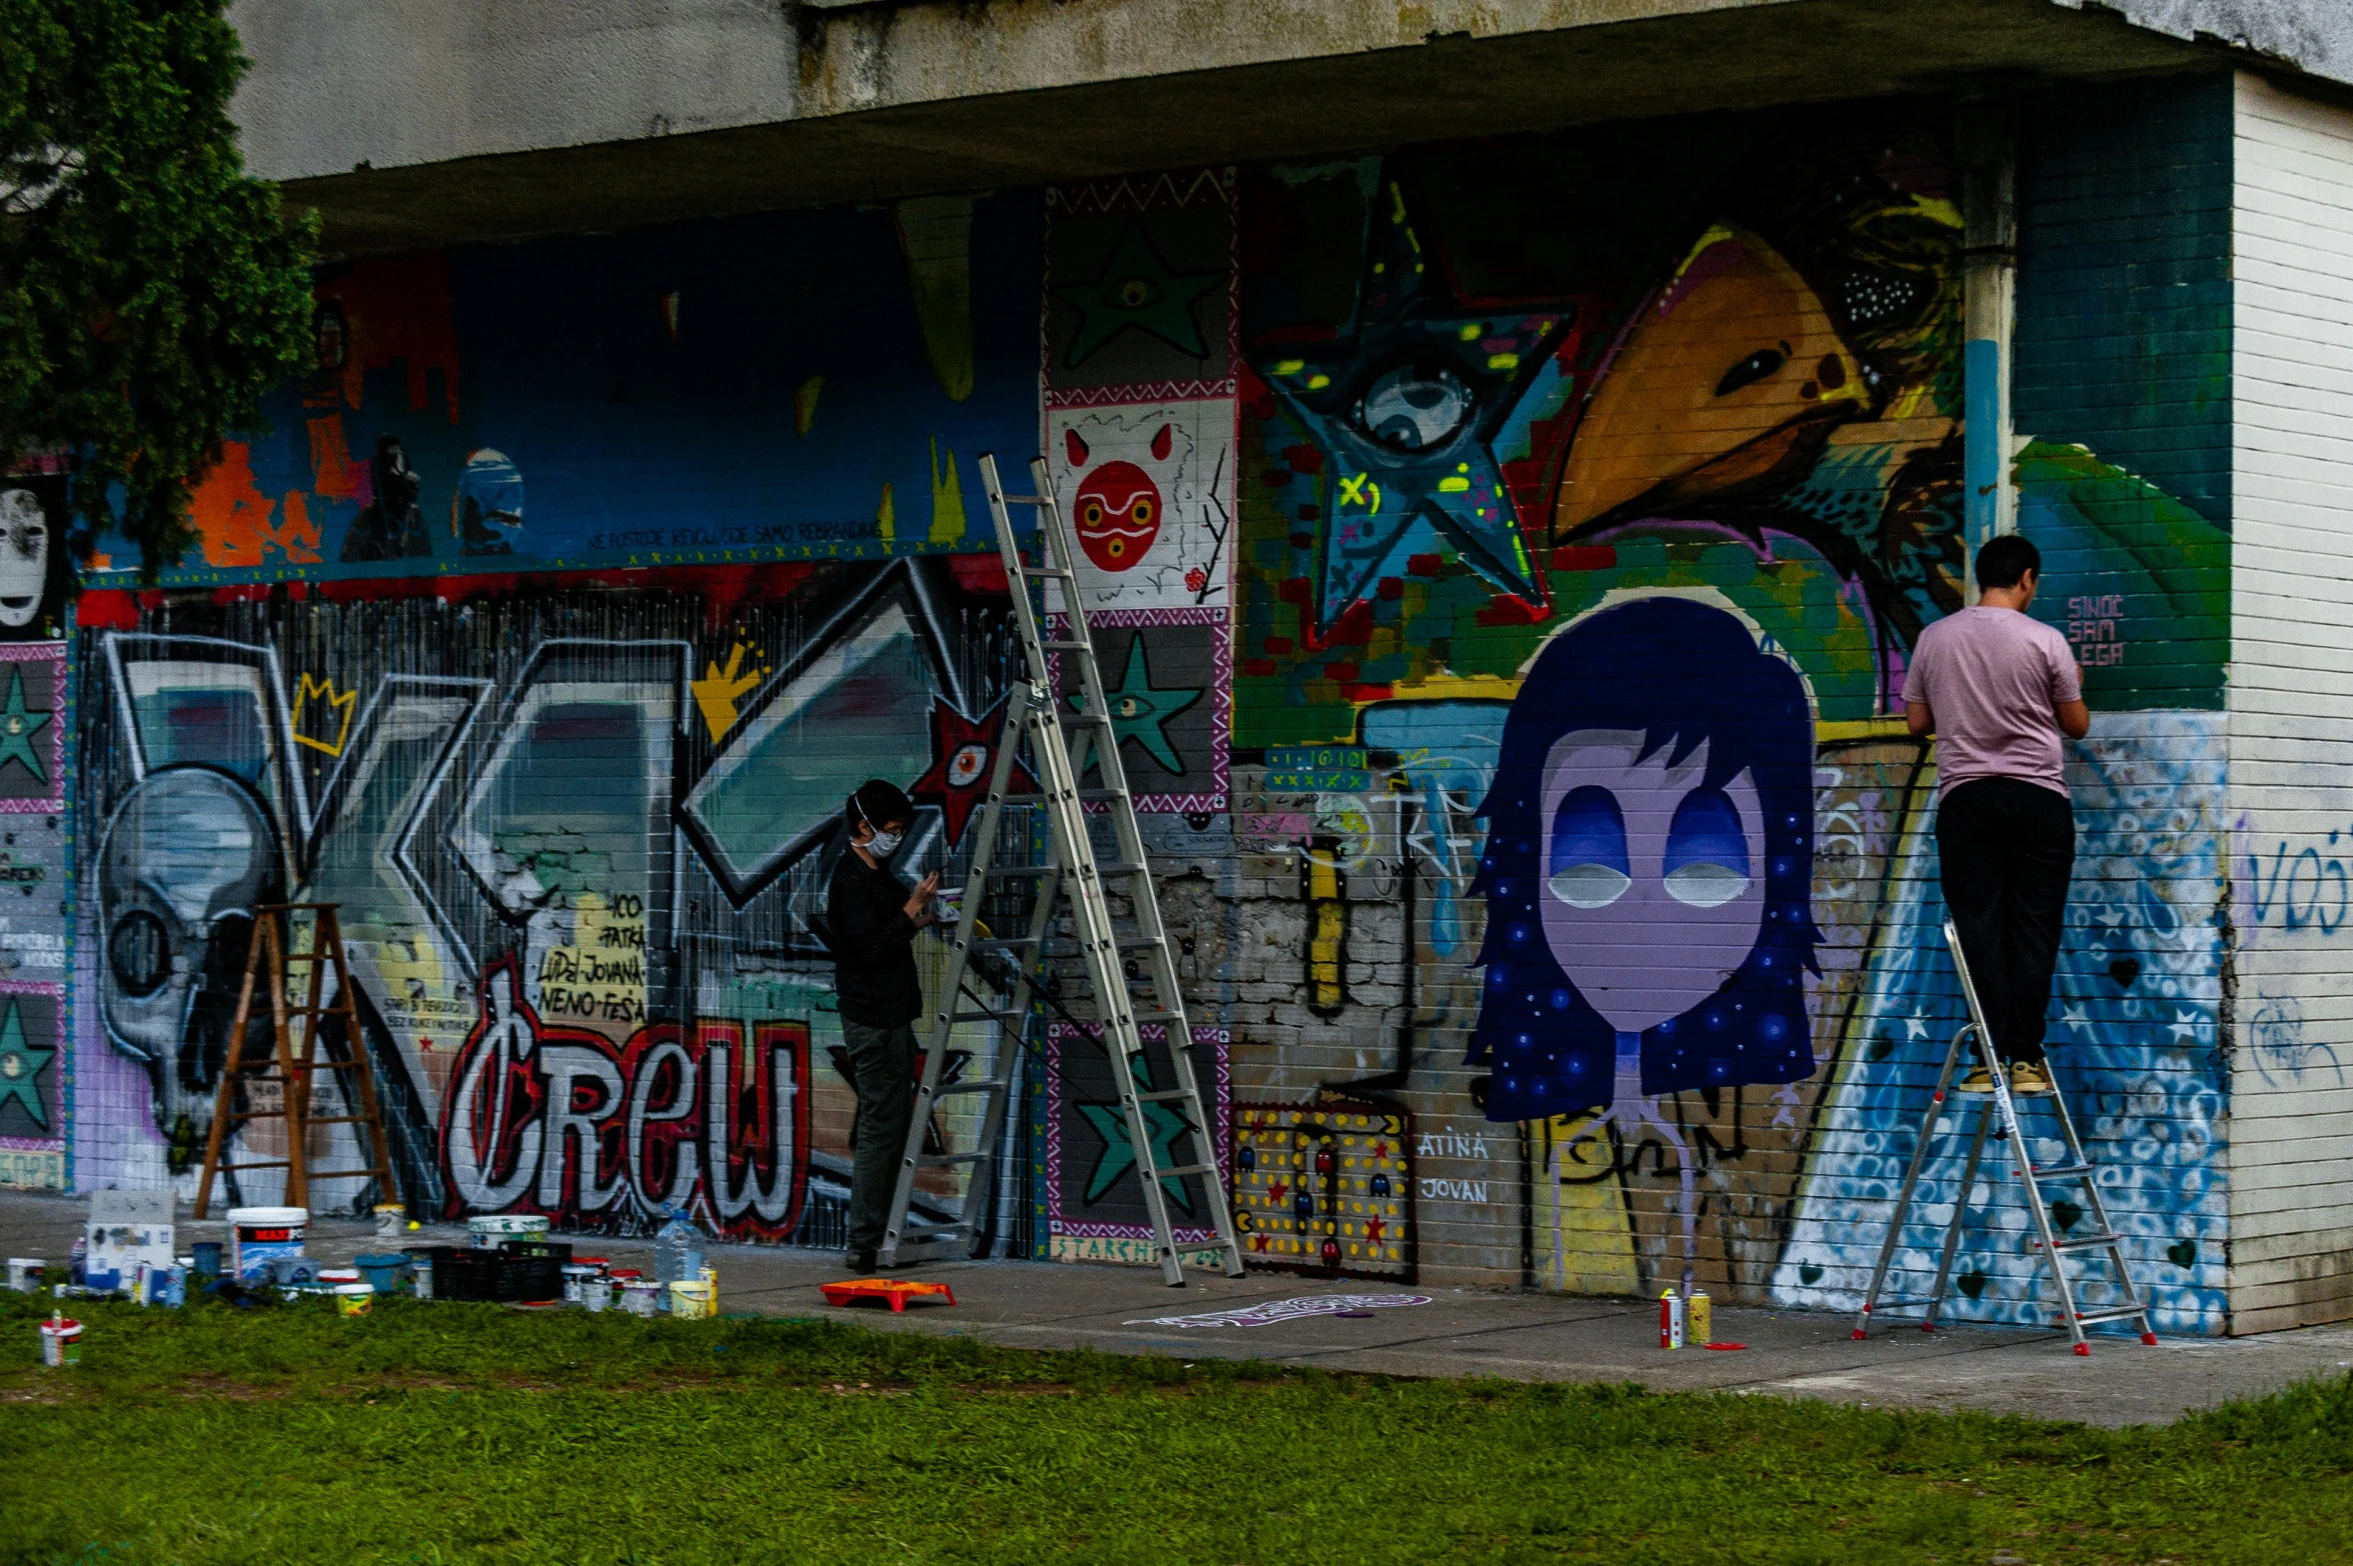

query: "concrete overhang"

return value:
[231, 0, 2352, 254]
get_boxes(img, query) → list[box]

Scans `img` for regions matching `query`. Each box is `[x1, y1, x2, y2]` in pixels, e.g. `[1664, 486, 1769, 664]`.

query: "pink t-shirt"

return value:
[1902, 606, 2083, 799]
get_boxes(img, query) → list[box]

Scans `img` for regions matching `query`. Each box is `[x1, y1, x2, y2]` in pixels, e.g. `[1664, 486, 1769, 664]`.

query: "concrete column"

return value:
[1959, 90, 2019, 596]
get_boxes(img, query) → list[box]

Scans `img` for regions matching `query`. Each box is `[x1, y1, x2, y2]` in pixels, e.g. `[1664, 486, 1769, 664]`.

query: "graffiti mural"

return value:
[84, 195, 1044, 584]
[1224, 100, 2237, 1326]
[72, 561, 1034, 1240]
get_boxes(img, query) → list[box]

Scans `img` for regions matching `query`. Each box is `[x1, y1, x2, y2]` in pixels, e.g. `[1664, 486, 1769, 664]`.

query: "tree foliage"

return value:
[0, 0, 312, 573]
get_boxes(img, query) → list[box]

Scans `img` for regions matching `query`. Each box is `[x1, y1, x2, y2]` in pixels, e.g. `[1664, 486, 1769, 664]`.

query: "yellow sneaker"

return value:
[2007, 1062, 2053, 1094]
[1957, 1067, 1996, 1093]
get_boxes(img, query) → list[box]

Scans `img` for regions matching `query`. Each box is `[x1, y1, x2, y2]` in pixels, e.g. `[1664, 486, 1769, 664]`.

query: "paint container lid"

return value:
[467, 1215, 549, 1233]
[353, 1253, 408, 1268]
[576, 1257, 610, 1269]
[621, 1279, 661, 1292]
[226, 1207, 309, 1228]
[607, 1268, 643, 1280]
[317, 1269, 362, 1284]
[40, 1317, 81, 1337]
[561, 1264, 598, 1277]
[333, 1283, 374, 1297]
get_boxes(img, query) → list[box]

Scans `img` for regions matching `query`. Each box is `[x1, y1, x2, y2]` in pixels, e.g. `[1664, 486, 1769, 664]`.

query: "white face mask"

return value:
[865, 827, 904, 857]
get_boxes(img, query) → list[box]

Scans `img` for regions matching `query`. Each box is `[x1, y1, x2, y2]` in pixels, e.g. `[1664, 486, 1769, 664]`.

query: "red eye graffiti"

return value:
[1066, 424, 1170, 572]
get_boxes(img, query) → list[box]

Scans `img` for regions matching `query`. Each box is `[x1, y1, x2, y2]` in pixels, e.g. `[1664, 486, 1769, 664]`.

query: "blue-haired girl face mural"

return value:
[1469, 596, 1821, 1124]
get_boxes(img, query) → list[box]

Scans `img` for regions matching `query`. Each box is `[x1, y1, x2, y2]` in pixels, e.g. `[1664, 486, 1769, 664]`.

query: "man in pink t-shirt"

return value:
[1902, 535, 2090, 1094]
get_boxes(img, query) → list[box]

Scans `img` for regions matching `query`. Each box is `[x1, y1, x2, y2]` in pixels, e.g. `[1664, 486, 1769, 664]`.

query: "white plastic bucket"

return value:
[619, 1279, 662, 1317]
[333, 1283, 374, 1318]
[669, 1280, 714, 1320]
[227, 1206, 308, 1283]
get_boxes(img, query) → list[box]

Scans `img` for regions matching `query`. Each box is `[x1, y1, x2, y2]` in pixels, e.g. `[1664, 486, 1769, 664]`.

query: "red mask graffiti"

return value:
[1066, 426, 1168, 572]
[438, 959, 811, 1240]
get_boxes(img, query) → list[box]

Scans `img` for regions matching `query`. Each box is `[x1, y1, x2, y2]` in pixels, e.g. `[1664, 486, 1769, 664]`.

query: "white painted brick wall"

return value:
[2228, 69, 2353, 1333]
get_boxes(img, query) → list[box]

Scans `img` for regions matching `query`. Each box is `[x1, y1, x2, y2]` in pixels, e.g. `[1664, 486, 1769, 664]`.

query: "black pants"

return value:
[841, 1019, 918, 1254]
[1935, 778, 2075, 1065]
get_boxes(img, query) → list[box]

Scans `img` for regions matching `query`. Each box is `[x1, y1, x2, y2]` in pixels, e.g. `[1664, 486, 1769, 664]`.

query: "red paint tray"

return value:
[820, 1278, 957, 1312]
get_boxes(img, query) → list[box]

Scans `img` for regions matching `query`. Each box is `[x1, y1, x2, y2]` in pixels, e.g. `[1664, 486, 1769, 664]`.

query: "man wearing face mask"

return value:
[825, 779, 939, 1273]
[1905, 535, 2091, 1096]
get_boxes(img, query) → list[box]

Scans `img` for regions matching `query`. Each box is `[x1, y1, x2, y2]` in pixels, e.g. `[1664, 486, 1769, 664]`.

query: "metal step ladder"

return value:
[874, 451, 1245, 1285]
[193, 903, 398, 1218]
[1853, 919, 2156, 1355]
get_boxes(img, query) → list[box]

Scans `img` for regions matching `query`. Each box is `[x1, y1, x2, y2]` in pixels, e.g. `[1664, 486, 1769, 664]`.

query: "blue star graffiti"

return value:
[1243, 171, 1568, 629]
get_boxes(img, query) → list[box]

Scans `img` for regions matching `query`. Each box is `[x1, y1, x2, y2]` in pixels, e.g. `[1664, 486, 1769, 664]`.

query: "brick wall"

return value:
[2226, 70, 2353, 1334]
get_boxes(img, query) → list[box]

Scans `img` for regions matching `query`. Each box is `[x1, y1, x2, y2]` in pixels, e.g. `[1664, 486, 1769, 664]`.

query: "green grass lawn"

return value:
[3, 1289, 2350, 1565]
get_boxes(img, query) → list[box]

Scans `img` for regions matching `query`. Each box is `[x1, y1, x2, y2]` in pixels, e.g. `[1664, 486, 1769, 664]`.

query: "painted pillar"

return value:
[1960, 90, 2019, 595]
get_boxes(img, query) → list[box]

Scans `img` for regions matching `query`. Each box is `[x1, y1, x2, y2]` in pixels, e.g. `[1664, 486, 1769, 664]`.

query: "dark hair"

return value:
[1467, 597, 1821, 1123]
[1974, 534, 2041, 591]
[845, 779, 915, 837]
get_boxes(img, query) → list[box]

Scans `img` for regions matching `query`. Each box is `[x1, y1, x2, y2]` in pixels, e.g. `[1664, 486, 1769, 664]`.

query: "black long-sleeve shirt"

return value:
[825, 850, 923, 1028]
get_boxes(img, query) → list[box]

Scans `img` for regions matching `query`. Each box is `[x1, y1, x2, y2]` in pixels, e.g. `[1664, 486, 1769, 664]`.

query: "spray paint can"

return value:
[1658, 1288, 1685, 1350]
[1688, 1291, 1712, 1348]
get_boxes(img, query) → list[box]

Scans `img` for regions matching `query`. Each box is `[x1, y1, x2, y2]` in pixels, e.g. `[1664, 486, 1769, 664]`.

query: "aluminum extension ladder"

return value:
[874, 452, 1245, 1286]
[1854, 919, 2156, 1355]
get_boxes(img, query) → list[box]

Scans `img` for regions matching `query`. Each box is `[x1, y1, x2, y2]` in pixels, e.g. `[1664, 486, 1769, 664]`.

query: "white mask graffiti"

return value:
[0, 489, 48, 628]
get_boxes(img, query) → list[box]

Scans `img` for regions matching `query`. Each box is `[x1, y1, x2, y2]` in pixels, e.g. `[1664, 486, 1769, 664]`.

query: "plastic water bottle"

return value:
[654, 1206, 702, 1312]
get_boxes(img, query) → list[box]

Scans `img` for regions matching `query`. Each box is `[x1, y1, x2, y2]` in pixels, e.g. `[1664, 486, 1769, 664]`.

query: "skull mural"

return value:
[98, 767, 285, 1169]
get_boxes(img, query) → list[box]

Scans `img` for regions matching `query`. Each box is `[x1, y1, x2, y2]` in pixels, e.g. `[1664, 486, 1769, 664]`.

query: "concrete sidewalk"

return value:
[9, 1190, 2348, 1426]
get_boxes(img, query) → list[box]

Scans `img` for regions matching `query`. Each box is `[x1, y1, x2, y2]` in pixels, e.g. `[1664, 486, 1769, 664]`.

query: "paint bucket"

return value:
[227, 1206, 308, 1283]
[410, 1255, 435, 1301]
[39, 1317, 81, 1367]
[581, 1274, 610, 1313]
[561, 1264, 600, 1305]
[134, 1263, 185, 1307]
[334, 1283, 375, 1318]
[670, 1280, 714, 1320]
[373, 1204, 407, 1242]
[467, 1215, 549, 1251]
[354, 1254, 410, 1294]
[619, 1279, 662, 1318]
[6, 1258, 43, 1292]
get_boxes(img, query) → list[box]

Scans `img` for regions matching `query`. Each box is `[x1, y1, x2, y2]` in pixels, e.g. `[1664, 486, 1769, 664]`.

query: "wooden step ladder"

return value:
[192, 903, 397, 1218]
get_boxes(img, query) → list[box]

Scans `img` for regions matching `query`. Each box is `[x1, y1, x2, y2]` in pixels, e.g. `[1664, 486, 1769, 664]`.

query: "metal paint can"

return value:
[39, 1316, 81, 1367]
[1658, 1289, 1685, 1350]
[561, 1264, 599, 1305]
[1688, 1291, 1712, 1348]
[227, 1207, 308, 1283]
[410, 1255, 434, 1301]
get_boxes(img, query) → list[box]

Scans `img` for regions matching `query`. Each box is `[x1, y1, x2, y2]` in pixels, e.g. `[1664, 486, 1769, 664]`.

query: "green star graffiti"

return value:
[0, 666, 47, 783]
[1056, 221, 1222, 369]
[1069, 634, 1202, 777]
[0, 997, 52, 1128]
[1075, 1051, 1196, 1213]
